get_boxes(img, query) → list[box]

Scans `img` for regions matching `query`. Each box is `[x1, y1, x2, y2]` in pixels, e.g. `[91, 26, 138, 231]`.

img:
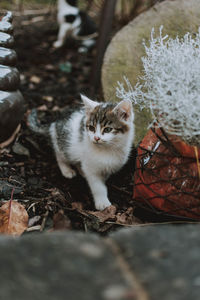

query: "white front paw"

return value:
[95, 198, 111, 211]
[60, 166, 76, 179]
[53, 40, 63, 48]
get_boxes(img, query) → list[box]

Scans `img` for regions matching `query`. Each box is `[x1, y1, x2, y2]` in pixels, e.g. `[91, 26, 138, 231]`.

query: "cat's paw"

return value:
[61, 167, 76, 179]
[53, 40, 63, 48]
[95, 198, 112, 211]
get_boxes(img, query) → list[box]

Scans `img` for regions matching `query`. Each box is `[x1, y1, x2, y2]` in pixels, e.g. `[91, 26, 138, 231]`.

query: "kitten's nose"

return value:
[94, 136, 100, 142]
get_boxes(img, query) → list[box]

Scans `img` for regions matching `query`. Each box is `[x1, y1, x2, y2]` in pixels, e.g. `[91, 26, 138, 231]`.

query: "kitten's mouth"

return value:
[93, 141, 104, 145]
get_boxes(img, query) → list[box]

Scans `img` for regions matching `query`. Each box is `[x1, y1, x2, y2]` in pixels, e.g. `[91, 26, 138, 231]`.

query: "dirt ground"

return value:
[0, 9, 181, 235]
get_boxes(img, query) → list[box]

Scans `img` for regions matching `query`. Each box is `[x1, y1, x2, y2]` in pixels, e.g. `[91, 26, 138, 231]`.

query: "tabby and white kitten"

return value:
[53, 0, 97, 49]
[28, 95, 134, 210]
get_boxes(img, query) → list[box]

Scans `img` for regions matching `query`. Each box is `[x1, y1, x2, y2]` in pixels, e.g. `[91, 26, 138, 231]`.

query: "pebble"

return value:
[0, 21, 13, 34]
[2, 11, 13, 23]
[0, 47, 17, 66]
[0, 90, 25, 143]
[0, 180, 23, 198]
[0, 32, 14, 48]
[0, 65, 20, 91]
[12, 142, 30, 157]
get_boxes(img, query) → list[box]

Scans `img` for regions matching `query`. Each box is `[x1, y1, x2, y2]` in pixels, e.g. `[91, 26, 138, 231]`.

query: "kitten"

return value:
[28, 95, 134, 210]
[53, 0, 97, 50]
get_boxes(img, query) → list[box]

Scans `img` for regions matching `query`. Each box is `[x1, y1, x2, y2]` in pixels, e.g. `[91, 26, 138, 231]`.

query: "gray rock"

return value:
[102, 0, 200, 144]
[0, 232, 131, 300]
[0, 225, 199, 299]
[0, 47, 17, 66]
[112, 224, 200, 300]
[12, 142, 30, 157]
[0, 90, 25, 142]
[0, 21, 13, 34]
[0, 32, 14, 48]
[0, 65, 20, 91]
[0, 180, 24, 198]
[0, 12, 25, 144]
[1, 11, 13, 23]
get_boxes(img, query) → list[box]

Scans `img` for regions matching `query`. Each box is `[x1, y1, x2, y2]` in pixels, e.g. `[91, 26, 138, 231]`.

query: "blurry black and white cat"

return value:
[28, 95, 134, 210]
[53, 0, 97, 50]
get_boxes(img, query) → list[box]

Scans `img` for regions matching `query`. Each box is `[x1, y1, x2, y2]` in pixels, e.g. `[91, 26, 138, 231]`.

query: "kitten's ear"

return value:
[80, 94, 99, 113]
[113, 100, 133, 121]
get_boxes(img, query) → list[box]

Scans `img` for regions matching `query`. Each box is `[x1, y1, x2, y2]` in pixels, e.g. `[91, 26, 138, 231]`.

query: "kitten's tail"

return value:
[28, 109, 49, 136]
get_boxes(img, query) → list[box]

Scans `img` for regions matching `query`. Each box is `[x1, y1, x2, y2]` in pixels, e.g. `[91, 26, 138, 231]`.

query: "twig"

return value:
[14, 8, 51, 17]
[194, 146, 200, 179]
[109, 184, 132, 196]
[40, 211, 49, 232]
[106, 220, 200, 227]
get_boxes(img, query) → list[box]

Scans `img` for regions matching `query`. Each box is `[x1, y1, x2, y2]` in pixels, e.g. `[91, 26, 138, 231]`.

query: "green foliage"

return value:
[59, 62, 72, 74]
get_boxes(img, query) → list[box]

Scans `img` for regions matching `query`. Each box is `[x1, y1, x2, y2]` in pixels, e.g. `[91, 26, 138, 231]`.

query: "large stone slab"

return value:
[102, 0, 200, 144]
[0, 225, 199, 299]
[112, 224, 200, 300]
[0, 232, 132, 300]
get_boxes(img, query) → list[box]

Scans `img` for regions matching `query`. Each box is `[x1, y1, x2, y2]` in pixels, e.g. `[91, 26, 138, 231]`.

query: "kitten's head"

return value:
[81, 95, 133, 146]
[65, 0, 78, 7]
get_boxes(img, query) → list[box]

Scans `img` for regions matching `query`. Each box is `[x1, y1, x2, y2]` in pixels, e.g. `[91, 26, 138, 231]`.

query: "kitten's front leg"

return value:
[53, 23, 71, 48]
[55, 152, 76, 179]
[82, 166, 111, 210]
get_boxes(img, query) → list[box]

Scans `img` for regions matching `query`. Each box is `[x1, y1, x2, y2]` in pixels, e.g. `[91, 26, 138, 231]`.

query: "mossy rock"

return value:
[102, 0, 200, 144]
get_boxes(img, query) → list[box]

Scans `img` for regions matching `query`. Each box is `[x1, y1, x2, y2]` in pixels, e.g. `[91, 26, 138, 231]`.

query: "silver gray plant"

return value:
[117, 26, 200, 146]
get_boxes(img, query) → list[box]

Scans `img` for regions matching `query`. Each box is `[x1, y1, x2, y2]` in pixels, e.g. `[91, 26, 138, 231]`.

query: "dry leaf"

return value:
[42, 95, 53, 102]
[52, 105, 61, 112]
[53, 210, 72, 231]
[0, 201, 28, 236]
[71, 202, 84, 210]
[45, 64, 54, 71]
[37, 104, 48, 111]
[116, 208, 142, 225]
[30, 75, 41, 84]
[87, 205, 117, 223]
[59, 77, 67, 83]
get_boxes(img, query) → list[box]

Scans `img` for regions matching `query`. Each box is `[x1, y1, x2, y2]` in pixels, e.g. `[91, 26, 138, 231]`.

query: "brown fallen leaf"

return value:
[37, 104, 48, 111]
[0, 200, 28, 236]
[87, 205, 117, 223]
[59, 77, 67, 83]
[42, 95, 53, 102]
[53, 210, 72, 231]
[71, 202, 84, 210]
[44, 64, 54, 71]
[30, 75, 41, 84]
[52, 105, 61, 112]
[116, 208, 142, 225]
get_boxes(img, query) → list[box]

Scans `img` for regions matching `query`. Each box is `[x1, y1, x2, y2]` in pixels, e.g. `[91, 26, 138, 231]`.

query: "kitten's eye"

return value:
[103, 127, 113, 134]
[88, 125, 95, 132]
